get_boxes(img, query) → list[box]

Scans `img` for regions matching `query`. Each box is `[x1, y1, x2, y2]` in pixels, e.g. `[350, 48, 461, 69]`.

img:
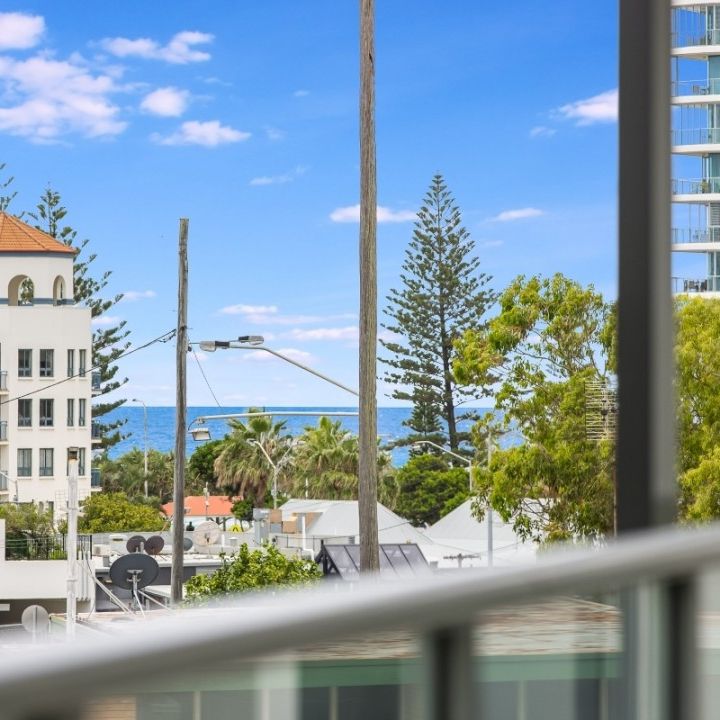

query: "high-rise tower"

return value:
[672, 1, 720, 294]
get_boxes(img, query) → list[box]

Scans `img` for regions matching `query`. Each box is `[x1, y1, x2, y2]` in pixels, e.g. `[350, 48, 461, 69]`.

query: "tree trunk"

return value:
[358, 0, 379, 572]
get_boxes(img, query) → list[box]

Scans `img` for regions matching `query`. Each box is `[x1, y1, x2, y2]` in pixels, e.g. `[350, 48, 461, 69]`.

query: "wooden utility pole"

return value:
[171, 218, 189, 603]
[358, 0, 379, 572]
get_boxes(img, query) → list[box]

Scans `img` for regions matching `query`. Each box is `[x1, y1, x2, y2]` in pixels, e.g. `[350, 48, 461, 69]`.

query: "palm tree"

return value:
[293, 417, 395, 505]
[213, 411, 290, 506]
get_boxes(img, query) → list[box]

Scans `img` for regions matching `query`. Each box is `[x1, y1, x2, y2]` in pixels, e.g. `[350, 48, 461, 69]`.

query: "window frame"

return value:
[39, 398, 54, 428]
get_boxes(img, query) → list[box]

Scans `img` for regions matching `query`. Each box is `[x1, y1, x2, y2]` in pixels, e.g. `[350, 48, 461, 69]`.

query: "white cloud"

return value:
[101, 31, 213, 64]
[140, 87, 189, 117]
[530, 125, 556, 139]
[288, 326, 358, 341]
[264, 126, 285, 141]
[556, 89, 618, 126]
[218, 304, 355, 326]
[487, 208, 546, 223]
[92, 315, 122, 327]
[152, 120, 250, 147]
[0, 12, 45, 50]
[249, 165, 306, 186]
[120, 290, 157, 302]
[241, 347, 313, 363]
[293, 89, 309, 97]
[0, 54, 126, 141]
[329, 204, 416, 223]
[481, 239, 504, 248]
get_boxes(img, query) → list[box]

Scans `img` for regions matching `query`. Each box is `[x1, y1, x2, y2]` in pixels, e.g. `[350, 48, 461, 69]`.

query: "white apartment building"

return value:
[0, 212, 100, 512]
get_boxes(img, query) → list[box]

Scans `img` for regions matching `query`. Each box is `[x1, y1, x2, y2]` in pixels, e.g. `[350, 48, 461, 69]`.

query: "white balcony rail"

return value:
[0, 370, 6, 392]
[672, 78, 720, 96]
[672, 127, 720, 145]
[672, 176, 720, 193]
[0, 523, 718, 718]
[673, 227, 720, 243]
[0, 470, 7, 492]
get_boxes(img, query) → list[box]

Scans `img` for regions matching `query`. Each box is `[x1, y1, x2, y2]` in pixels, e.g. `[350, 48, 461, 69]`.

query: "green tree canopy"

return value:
[0, 503, 54, 539]
[188, 439, 224, 491]
[78, 492, 166, 533]
[454, 274, 615, 542]
[185, 544, 320, 601]
[380, 174, 495, 452]
[394, 454, 469, 526]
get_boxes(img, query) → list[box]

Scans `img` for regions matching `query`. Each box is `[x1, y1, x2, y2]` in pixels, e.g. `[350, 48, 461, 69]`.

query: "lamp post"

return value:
[66, 447, 79, 638]
[132, 398, 148, 498]
[412, 438, 495, 568]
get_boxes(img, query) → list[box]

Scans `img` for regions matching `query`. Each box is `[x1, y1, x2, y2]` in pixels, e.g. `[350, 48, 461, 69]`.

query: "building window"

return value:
[39, 399, 54, 427]
[78, 398, 86, 427]
[18, 399, 32, 427]
[17, 449, 31, 477]
[67, 398, 74, 427]
[67, 349, 75, 378]
[39, 449, 53, 477]
[18, 349, 31, 378]
[39, 349, 54, 378]
[79, 349, 87, 377]
[78, 447, 86, 476]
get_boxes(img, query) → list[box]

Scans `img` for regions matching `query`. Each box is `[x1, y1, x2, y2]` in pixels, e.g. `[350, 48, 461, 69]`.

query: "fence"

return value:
[4, 534, 93, 561]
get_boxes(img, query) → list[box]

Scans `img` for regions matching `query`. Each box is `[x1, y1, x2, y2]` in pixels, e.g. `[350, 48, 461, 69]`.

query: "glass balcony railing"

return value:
[90, 468, 101, 488]
[673, 227, 720, 244]
[91, 370, 101, 392]
[0, 471, 7, 492]
[0, 371, 6, 392]
[0, 421, 7, 442]
[672, 128, 720, 145]
[91, 422, 102, 441]
[672, 78, 720, 97]
[673, 276, 711, 293]
[672, 177, 720, 194]
[672, 28, 720, 48]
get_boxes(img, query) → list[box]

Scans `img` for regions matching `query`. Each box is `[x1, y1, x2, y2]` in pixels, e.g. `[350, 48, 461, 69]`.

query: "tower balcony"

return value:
[0, 371, 6, 393]
[91, 422, 102, 444]
[673, 227, 720, 250]
[672, 176, 720, 201]
[672, 128, 720, 154]
[672, 79, 720, 105]
[0, 421, 6, 443]
[671, 27, 720, 59]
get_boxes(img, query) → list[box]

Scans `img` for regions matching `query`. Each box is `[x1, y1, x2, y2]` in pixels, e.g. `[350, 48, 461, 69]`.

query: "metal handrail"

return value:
[0, 523, 719, 715]
[672, 78, 720, 96]
[672, 128, 720, 145]
[672, 29, 720, 48]
[672, 176, 720, 193]
[672, 227, 720, 243]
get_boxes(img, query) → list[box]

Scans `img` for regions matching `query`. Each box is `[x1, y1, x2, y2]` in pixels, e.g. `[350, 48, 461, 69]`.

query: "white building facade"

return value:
[0, 213, 99, 514]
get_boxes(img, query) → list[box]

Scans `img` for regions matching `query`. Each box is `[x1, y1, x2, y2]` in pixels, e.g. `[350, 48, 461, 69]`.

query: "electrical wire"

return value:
[0, 328, 176, 407]
[191, 345, 222, 407]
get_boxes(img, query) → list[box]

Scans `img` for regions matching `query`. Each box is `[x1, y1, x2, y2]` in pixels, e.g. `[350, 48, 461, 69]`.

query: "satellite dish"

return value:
[183, 537, 193, 551]
[145, 535, 165, 555]
[21, 605, 50, 636]
[193, 521, 221, 548]
[109, 553, 159, 591]
[126, 535, 145, 554]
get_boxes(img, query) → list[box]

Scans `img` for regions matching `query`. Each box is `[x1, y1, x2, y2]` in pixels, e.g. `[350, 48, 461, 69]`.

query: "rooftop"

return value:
[0, 212, 76, 255]
[162, 495, 236, 518]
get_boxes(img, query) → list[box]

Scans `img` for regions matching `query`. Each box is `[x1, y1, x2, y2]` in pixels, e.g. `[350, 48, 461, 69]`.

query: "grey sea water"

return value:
[104, 406, 493, 466]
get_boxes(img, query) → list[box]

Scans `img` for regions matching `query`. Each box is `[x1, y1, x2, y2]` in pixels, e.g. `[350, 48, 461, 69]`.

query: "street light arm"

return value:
[414, 439, 471, 467]
[230, 344, 359, 397]
[249, 440, 277, 471]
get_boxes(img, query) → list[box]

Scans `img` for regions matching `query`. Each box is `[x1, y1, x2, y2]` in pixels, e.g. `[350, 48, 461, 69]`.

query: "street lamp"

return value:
[412, 438, 495, 568]
[197, 336, 359, 397]
[248, 439, 300, 509]
[132, 398, 149, 498]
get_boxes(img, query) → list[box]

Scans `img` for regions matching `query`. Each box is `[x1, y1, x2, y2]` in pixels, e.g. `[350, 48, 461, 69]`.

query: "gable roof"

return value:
[162, 496, 235, 518]
[0, 212, 76, 255]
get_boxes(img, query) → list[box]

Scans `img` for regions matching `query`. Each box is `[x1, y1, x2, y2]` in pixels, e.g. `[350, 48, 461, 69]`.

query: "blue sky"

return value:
[0, 2, 626, 406]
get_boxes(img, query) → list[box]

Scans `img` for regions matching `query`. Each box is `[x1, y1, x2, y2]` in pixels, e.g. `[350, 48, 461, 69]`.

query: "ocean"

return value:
[103, 406, 493, 466]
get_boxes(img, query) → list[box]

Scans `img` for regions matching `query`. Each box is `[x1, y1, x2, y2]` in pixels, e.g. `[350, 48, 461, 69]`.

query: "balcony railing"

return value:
[0, 524, 719, 718]
[90, 468, 101, 488]
[672, 176, 720, 194]
[672, 78, 720, 97]
[4, 534, 92, 561]
[0, 421, 7, 442]
[91, 422, 101, 441]
[672, 28, 720, 48]
[672, 127, 720, 145]
[0, 471, 7, 492]
[673, 227, 720, 244]
[0, 370, 6, 392]
[91, 371, 101, 392]
[673, 276, 713, 293]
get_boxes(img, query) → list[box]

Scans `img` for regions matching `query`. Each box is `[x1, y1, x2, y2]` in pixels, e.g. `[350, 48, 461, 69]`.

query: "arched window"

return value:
[53, 275, 66, 305]
[7, 274, 33, 306]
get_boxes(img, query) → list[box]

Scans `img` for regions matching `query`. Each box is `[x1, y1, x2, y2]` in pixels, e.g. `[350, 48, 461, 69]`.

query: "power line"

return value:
[191, 345, 221, 407]
[0, 328, 176, 407]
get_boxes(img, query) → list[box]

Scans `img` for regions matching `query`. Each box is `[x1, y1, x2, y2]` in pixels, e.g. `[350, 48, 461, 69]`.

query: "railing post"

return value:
[422, 625, 474, 720]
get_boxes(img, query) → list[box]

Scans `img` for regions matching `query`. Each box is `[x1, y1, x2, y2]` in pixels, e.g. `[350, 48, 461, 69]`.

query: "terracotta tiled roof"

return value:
[0, 212, 76, 254]
[162, 495, 236, 518]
